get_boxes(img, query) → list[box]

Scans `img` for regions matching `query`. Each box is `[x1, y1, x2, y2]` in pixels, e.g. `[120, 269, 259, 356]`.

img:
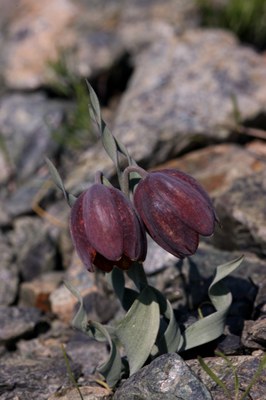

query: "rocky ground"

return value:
[0, 0, 266, 399]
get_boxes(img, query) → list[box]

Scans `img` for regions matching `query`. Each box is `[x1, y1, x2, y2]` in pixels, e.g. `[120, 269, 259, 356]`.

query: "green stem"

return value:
[61, 344, 84, 400]
[121, 165, 148, 197]
[126, 262, 148, 291]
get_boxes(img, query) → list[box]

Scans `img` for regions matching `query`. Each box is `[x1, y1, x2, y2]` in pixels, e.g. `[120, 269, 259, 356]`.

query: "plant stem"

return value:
[127, 262, 148, 291]
[121, 165, 148, 197]
[61, 344, 84, 400]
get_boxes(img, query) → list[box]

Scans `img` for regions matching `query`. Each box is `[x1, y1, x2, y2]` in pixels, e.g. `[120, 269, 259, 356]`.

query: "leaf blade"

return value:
[115, 285, 160, 375]
[181, 256, 244, 350]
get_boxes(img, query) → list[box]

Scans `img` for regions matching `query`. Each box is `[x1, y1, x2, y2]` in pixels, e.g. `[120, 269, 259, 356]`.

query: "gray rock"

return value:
[212, 170, 266, 256]
[19, 271, 64, 312]
[0, 306, 44, 344]
[144, 236, 177, 275]
[242, 318, 266, 350]
[48, 386, 112, 400]
[1, 0, 78, 90]
[187, 353, 266, 400]
[65, 142, 115, 195]
[113, 353, 212, 400]
[10, 216, 57, 281]
[0, 354, 81, 400]
[5, 176, 48, 218]
[113, 29, 266, 166]
[66, 332, 109, 378]
[0, 93, 65, 182]
[1, 0, 199, 90]
[254, 276, 266, 316]
[50, 257, 119, 324]
[148, 242, 262, 315]
[153, 142, 266, 198]
[118, 0, 199, 54]
[0, 233, 18, 305]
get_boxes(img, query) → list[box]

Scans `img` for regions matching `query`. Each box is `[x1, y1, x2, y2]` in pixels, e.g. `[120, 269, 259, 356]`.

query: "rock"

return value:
[154, 142, 266, 198]
[148, 242, 260, 318]
[10, 216, 57, 281]
[50, 255, 119, 323]
[0, 203, 10, 227]
[0, 233, 18, 306]
[0, 306, 45, 345]
[113, 29, 266, 166]
[216, 333, 243, 355]
[113, 353, 212, 400]
[2, 0, 78, 89]
[49, 254, 96, 323]
[50, 283, 82, 324]
[254, 276, 266, 316]
[118, 0, 199, 53]
[5, 177, 47, 218]
[65, 142, 115, 195]
[212, 170, 266, 256]
[48, 386, 112, 400]
[0, 93, 66, 182]
[1, 0, 200, 90]
[241, 318, 266, 350]
[187, 353, 266, 400]
[0, 354, 81, 400]
[66, 332, 109, 378]
[144, 236, 177, 275]
[19, 272, 64, 312]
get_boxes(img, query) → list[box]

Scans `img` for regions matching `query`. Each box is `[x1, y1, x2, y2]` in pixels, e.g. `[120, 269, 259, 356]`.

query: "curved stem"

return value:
[94, 171, 113, 187]
[95, 171, 103, 184]
[121, 165, 148, 197]
[127, 262, 148, 291]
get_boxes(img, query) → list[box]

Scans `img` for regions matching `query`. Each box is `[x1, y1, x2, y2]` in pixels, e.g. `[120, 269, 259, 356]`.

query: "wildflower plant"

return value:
[47, 83, 243, 388]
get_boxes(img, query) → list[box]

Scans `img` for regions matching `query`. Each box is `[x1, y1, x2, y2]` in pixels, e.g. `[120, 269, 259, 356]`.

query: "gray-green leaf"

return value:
[115, 285, 160, 375]
[45, 157, 77, 207]
[181, 256, 244, 350]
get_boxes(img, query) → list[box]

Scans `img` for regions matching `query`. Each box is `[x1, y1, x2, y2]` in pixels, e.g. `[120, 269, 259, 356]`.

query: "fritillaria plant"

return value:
[47, 83, 243, 388]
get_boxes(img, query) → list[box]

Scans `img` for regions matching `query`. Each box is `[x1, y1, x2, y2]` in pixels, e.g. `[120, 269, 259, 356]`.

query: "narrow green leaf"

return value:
[64, 280, 88, 332]
[107, 267, 126, 304]
[89, 321, 122, 388]
[64, 280, 116, 341]
[64, 281, 122, 387]
[151, 287, 183, 354]
[198, 356, 233, 400]
[115, 285, 160, 375]
[86, 81, 137, 182]
[61, 344, 84, 400]
[106, 268, 139, 311]
[240, 352, 266, 400]
[215, 351, 239, 399]
[208, 256, 244, 310]
[86, 81, 102, 129]
[182, 256, 244, 350]
[45, 157, 77, 207]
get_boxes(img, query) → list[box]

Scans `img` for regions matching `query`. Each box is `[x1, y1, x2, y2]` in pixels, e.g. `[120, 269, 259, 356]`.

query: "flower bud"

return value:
[70, 184, 147, 272]
[133, 169, 217, 258]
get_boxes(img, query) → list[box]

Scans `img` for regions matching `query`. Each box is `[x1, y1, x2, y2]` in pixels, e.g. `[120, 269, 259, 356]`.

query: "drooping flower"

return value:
[70, 183, 147, 272]
[133, 169, 217, 259]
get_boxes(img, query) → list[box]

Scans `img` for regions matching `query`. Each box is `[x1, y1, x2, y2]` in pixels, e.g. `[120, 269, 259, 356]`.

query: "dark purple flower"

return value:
[133, 169, 218, 259]
[70, 184, 147, 272]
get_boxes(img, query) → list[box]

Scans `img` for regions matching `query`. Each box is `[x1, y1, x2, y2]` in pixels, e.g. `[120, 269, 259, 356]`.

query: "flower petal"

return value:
[145, 172, 215, 236]
[134, 184, 199, 258]
[110, 187, 147, 262]
[69, 193, 96, 272]
[82, 184, 124, 261]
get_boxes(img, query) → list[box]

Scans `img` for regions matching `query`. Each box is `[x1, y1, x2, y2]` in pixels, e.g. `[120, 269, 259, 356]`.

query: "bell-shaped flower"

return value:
[70, 183, 147, 272]
[133, 169, 217, 259]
